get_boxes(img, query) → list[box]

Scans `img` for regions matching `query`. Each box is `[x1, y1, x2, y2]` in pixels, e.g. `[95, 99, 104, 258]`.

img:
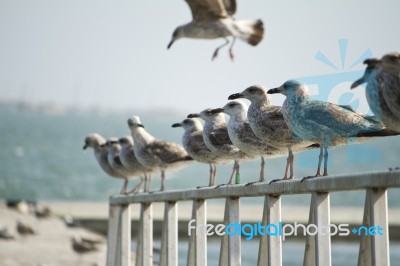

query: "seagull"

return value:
[212, 100, 287, 185]
[188, 108, 254, 185]
[172, 118, 227, 186]
[127, 116, 193, 191]
[83, 133, 130, 194]
[0, 226, 15, 240]
[119, 136, 154, 192]
[228, 85, 319, 183]
[106, 138, 145, 194]
[268, 80, 393, 180]
[71, 236, 98, 254]
[167, 0, 264, 61]
[351, 52, 400, 132]
[16, 220, 35, 235]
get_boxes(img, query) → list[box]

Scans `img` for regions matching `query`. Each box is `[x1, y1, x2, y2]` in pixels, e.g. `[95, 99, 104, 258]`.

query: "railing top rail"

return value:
[109, 170, 400, 205]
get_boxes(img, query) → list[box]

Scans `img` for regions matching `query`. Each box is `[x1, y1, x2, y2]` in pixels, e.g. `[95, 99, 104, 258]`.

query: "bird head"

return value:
[118, 136, 133, 147]
[127, 116, 145, 129]
[172, 118, 203, 131]
[167, 27, 184, 49]
[268, 80, 308, 98]
[229, 85, 270, 104]
[83, 133, 105, 150]
[221, 100, 248, 117]
[350, 58, 380, 89]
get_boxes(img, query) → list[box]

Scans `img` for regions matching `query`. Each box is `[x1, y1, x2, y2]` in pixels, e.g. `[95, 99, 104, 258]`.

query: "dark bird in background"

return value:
[16, 220, 35, 235]
[351, 52, 400, 132]
[167, 0, 264, 61]
[71, 237, 99, 254]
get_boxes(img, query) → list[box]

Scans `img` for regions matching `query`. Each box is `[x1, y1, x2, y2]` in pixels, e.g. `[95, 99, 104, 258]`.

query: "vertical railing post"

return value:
[139, 203, 153, 266]
[120, 204, 132, 266]
[313, 192, 331, 266]
[303, 196, 316, 266]
[160, 201, 178, 266]
[258, 195, 282, 266]
[358, 188, 389, 266]
[227, 197, 241, 266]
[107, 204, 121, 266]
[187, 199, 207, 266]
[219, 200, 229, 266]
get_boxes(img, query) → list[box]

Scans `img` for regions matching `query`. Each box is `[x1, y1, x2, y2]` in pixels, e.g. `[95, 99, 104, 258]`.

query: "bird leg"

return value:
[228, 37, 236, 61]
[212, 164, 217, 185]
[234, 161, 241, 184]
[145, 174, 152, 192]
[323, 147, 329, 176]
[269, 148, 295, 184]
[160, 170, 166, 192]
[120, 178, 129, 194]
[215, 160, 237, 188]
[245, 157, 265, 187]
[126, 176, 144, 194]
[212, 38, 229, 61]
[209, 163, 213, 186]
[301, 146, 324, 182]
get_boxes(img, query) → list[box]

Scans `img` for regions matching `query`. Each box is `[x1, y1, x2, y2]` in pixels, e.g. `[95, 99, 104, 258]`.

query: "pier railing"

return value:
[106, 170, 400, 266]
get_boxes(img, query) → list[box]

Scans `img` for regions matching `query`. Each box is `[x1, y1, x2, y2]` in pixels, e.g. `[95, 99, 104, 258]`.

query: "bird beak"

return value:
[82, 144, 88, 150]
[228, 93, 243, 100]
[167, 40, 174, 49]
[350, 77, 366, 89]
[267, 87, 281, 94]
[137, 124, 144, 128]
[171, 123, 181, 128]
[187, 113, 199, 118]
[210, 108, 224, 114]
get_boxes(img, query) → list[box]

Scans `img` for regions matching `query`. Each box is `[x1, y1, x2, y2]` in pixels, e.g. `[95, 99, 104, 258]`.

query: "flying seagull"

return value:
[167, 0, 264, 61]
[127, 116, 193, 191]
[172, 118, 228, 186]
[351, 52, 400, 132]
[268, 80, 397, 180]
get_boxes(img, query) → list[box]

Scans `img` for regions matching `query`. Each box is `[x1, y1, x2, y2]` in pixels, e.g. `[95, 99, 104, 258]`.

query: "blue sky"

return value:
[0, 0, 399, 112]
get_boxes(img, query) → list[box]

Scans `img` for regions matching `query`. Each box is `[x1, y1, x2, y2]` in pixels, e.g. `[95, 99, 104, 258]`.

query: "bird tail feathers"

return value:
[236, 19, 264, 46]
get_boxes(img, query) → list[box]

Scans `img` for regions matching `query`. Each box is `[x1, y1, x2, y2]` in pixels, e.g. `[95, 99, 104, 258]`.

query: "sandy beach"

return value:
[0, 201, 107, 266]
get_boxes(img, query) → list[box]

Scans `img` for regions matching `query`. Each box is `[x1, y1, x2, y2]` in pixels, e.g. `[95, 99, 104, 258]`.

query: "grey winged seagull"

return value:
[188, 108, 255, 186]
[212, 100, 287, 185]
[268, 80, 399, 181]
[351, 52, 400, 132]
[106, 138, 145, 194]
[228, 85, 319, 183]
[118, 136, 154, 192]
[127, 116, 193, 191]
[167, 0, 264, 60]
[83, 133, 132, 194]
[172, 117, 228, 187]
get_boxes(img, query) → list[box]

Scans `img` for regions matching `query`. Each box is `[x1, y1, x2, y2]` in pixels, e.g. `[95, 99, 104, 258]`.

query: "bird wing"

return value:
[146, 140, 189, 164]
[185, 0, 234, 21]
[208, 127, 233, 147]
[303, 101, 382, 136]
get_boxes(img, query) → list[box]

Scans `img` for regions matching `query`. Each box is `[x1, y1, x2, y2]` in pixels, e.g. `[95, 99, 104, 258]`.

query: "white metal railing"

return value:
[106, 170, 400, 266]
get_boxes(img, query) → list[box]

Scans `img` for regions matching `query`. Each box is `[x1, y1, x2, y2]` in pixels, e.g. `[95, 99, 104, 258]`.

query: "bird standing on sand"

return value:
[106, 138, 145, 194]
[212, 100, 286, 184]
[83, 133, 130, 194]
[268, 80, 389, 180]
[127, 116, 193, 191]
[188, 108, 254, 185]
[228, 85, 318, 182]
[16, 220, 35, 235]
[71, 236, 99, 254]
[351, 52, 400, 132]
[167, 0, 264, 61]
[119, 136, 154, 192]
[172, 118, 227, 186]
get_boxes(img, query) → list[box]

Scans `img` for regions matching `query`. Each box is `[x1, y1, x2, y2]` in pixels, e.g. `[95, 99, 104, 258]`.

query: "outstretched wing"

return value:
[185, 0, 235, 21]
